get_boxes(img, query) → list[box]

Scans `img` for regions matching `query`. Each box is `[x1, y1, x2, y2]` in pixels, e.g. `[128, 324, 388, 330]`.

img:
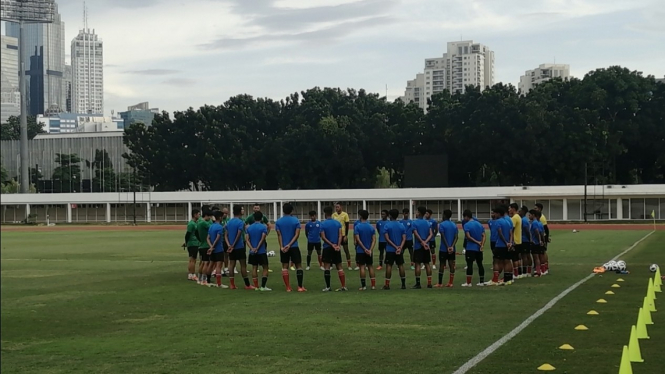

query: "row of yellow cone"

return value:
[619, 267, 662, 374]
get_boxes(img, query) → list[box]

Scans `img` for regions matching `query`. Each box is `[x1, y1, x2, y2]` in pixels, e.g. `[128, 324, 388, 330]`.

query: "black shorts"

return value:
[439, 250, 456, 262]
[223, 242, 229, 252]
[322, 247, 343, 265]
[531, 245, 545, 255]
[378, 242, 387, 252]
[280, 247, 302, 265]
[385, 252, 405, 266]
[404, 240, 413, 250]
[414, 249, 430, 264]
[248, 253, 269, 267]
[465, 250, 483, 263]
[511, 248, 520, 262]
[355, 252, 373, 266]
[490, 241, 497, 258]
[210, 252, 224, 262]
[187, 246, 199, 259]
[229, 248, 246, 261]
[307, 242, 322, 253]
[428, 241, 436, 253]
[198, 248, 211, 262]
[494, 247, 510, 260]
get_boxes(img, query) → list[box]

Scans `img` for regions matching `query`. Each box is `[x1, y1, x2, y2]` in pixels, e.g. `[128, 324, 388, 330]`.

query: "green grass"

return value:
[1, 228, 663, 374]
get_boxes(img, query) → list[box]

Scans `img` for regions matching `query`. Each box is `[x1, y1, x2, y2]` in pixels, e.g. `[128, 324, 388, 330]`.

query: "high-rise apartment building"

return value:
[71, 28, 103, 114]
[403, 40, 494, 111]
[5, 2, 66, 115]
[1, 35, 20, 123]
[518, 63, 571, 93]
[403, 73, 425, 108]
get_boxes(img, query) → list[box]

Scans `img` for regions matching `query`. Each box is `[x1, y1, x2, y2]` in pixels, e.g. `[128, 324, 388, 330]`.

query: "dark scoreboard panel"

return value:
[403, 154, 448, 188]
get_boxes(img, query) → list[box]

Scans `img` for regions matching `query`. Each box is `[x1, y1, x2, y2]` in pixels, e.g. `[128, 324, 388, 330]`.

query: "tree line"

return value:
[124, 66, 664, 191]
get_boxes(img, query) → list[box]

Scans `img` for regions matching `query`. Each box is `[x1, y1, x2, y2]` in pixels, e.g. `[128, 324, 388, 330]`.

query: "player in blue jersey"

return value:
[275, 203, 305, 292]
[383, 209, 407, 290]
[320, 206, 346, 292]
[206, 211, 228, 288]
[462, 210, 486, 287]
[400, 209, 415, 270]
[529, 210, 545, 277]
[375, 210, 389, 270]
[246, 211, 270, 291]
[494, 206, 514, 285]
[425, 209, 438, 269]
[438, 209, 458, 288]
[412, 206, 433, 289]
[354, 210, 376, 290]
[519, 206, 532, 277]
[305, 211, 323, 270]
[225, 206, 254, 290]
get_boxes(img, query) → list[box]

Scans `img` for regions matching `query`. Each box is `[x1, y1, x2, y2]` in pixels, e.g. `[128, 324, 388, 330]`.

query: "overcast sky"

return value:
[4, 0, 665, 115]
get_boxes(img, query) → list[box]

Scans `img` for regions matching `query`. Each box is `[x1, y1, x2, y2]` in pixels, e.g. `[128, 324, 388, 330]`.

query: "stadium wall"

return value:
[1, 185, 664, 224]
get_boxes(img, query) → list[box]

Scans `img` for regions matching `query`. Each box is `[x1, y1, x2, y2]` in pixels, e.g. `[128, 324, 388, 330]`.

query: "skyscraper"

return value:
[518, 63, 571, 93]
[71, 27, 103, 114]
[5, 2, 66, 115]
[403, 40, 494, 112]
[1, 35, 20, 123]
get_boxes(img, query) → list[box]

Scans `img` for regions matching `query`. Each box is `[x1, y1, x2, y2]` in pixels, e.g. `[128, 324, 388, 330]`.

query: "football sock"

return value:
[360, 278, 366, 288]
[243, 277, 250, 286]
[449, 273, 455, 284]
[426, 276, 432, 286]
[324, 270, 331, 288]
[438, 272, 444, 284]
[229, 278, 235, 288]
[281, 269, 290, 287]
[347, 260, 352, 268]
[338, 270, 346, 288]
[306, 254, 312, 267]
[466, 275, 472, 284]
[415, 277, 421, 286]
[400, 277, 406, 287]
[216, 274, 222, 286]
[431, 254, 436, 264]
[370, 278, 375, 287]
[527, 266, 532, 275]
[492, 271, 499, 283]
[317, 255, 323, 267]
[296, 269, 304, 287]
[261, 276, 268, 288]
[384, 278, 391, 287]
[252, 277, 259, 288]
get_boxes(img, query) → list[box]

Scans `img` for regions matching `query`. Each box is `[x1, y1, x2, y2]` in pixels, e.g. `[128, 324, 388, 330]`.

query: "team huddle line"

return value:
[182, 202, 551, 292]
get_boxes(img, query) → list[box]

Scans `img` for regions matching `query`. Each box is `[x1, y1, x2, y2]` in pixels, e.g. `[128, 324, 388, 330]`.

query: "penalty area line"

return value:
[452, 230, 655, 374]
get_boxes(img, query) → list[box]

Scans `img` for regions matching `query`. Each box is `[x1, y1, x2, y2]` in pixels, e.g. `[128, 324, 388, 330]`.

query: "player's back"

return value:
[439, 220, 458, 245]
[321, 219, 342, 247]
[247, 223, 268, 253]
[276, 216, 301, 247]
[355, 222, 374, 250]
[464, 220, 484, 249]
[385, 221, 406, 251]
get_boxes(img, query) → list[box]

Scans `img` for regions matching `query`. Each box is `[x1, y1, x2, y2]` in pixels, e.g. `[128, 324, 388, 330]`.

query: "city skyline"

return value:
[1, 0, 663, 115]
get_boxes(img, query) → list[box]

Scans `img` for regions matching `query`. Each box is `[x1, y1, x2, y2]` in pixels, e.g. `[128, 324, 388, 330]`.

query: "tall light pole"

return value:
[1, 0, 55, 193]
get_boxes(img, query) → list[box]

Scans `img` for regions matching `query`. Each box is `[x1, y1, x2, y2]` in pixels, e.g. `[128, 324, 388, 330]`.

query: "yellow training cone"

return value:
[642, 304, 654, 325]
[636, 308, 650, 339]
[643, 296, 656, 313]
[617, 278, 625, 282]
[648, 279, 657, 300]
[574, 325, 588, 330]
[559, 344, 574, 350]
[619, 345, 633, 374]
[655, 279, 662, 293]
[612, 284, 621, 288]
[628, 325, 644, 363]
[597, 299, 608, 303]
[587, 310, 600, 315]
[655, 267, 662, 284]
[605, 290, 615, 295]
[537, 363, 556, 371]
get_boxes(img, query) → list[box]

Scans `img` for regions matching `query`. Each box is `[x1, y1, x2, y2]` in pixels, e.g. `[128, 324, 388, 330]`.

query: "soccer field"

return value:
[1, 226, 663, 374]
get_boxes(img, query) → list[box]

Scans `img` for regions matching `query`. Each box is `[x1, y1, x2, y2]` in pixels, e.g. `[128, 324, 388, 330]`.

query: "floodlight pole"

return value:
[19, 20, 30, 193]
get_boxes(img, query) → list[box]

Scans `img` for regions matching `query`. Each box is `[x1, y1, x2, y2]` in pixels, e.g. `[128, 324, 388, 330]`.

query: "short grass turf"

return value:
[1, 228, 663, 374]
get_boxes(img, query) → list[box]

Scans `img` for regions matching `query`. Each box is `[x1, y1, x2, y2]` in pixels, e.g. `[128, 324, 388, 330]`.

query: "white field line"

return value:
[452, 230, 656, 374]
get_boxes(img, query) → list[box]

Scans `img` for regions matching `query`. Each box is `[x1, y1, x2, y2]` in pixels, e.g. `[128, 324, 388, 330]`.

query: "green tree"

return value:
[86, 149, 116, 192]
[0, 115, 46, 140]
[52, 153, 82, 193]
[1, 158, 7, 184]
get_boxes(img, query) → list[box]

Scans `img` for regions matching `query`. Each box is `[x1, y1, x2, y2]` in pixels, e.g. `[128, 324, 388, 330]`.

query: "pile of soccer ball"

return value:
[650, 264, 659, 272]
[603, 260, 627, 272]
[267, 251, 276, 257]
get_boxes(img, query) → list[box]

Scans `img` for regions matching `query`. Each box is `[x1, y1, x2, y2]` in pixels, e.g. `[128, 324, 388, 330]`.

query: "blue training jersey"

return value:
[439, 220, 458, 251]
[320, 218, 342, 249]
[384, 220, 406, 253]
[463, 220, 484, 251]
[376, 219, 388, 243]
[354, 221, 375, 253]
[247, 222, 268, 254]
[208, 222, 225, 253]
[399, 218, 414, 241]
[305, 220, 321, 243]
[226, 217, 245, 250]
[412, 218, 431, 250]
[275, 215, 301, 248]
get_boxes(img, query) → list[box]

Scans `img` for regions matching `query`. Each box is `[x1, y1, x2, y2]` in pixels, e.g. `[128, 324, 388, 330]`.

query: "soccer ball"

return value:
[650, 264, 659, 272]
[617, 260, 626, 271]
[572, 229, 578, 233]
[603, 263, 611, 271]
[610, 261, 619, 271]
[267, 251, 276, 257]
